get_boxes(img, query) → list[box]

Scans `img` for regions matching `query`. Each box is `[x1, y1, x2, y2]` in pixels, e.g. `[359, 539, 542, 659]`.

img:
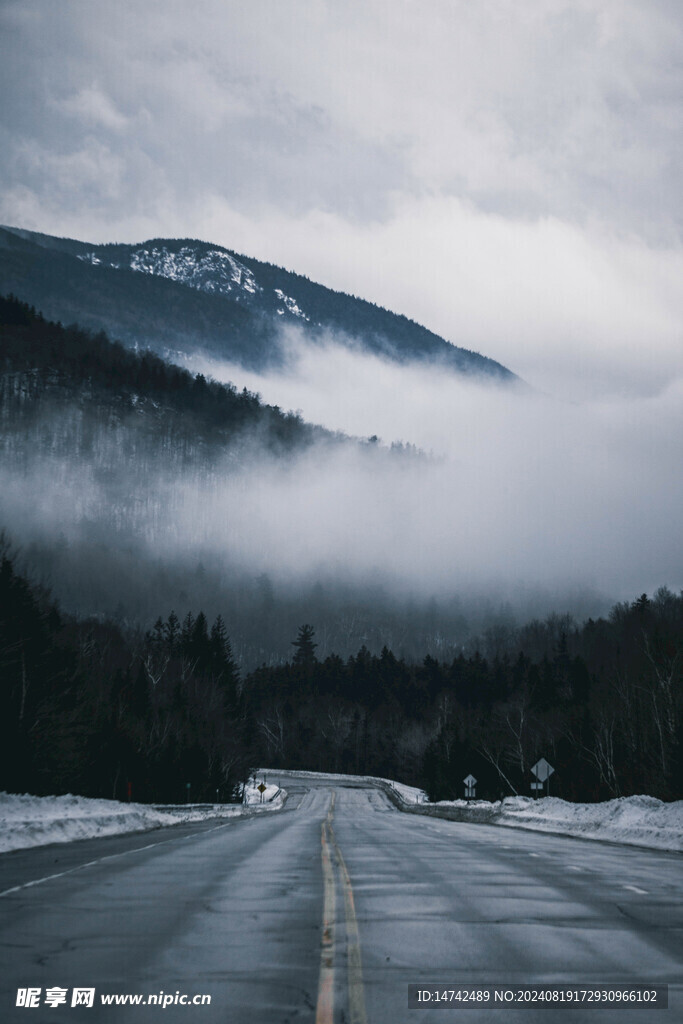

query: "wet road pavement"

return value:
[1, 775, 681, 1022]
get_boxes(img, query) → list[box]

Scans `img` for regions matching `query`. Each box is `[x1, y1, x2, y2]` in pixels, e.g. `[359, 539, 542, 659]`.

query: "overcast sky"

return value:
[0, 0, 681, 396]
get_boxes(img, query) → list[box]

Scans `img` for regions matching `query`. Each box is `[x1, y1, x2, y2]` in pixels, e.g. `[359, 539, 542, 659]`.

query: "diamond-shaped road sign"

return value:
[531, 758, 554, 782]
[463, 774, 477, 788]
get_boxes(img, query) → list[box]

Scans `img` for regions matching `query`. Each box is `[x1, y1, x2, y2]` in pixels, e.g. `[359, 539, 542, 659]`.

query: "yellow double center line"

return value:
[316, 792, 368, 1024]
[317, 798, 336, 1023]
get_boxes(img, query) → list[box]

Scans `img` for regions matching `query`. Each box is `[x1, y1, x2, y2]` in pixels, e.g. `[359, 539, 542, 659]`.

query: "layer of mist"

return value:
[178, 326, 683, 600]
[2, 323, 680, 670]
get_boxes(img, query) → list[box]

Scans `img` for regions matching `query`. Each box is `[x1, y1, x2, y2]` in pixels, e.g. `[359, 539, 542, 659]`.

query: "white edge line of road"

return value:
[0, 821, 237, 899]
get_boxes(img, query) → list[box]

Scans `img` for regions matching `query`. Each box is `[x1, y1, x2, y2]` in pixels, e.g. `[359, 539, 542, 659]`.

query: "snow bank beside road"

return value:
[0, 782, 285, 853]
[0, 793, 181, 852]
[263, 769, 683, 851]
[430, 794, 683, 851]
[3, 776, 680, 855]
[497, 794, 683, 851]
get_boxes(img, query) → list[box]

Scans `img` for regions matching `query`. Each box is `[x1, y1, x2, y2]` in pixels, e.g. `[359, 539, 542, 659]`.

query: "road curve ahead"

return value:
[1, 777, 681, 1022]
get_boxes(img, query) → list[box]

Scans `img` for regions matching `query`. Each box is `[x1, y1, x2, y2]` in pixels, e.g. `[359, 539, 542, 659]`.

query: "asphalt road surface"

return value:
[1, 776, 681, 1022]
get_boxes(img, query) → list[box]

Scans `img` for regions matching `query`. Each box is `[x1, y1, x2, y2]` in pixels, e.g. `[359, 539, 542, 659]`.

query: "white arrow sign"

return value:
[531, 758, 555, 782]
[463, 774, 477, 787]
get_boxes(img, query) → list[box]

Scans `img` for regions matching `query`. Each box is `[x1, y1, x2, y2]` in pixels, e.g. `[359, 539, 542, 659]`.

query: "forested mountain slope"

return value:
[0, 226, 517, 380]
[0, 294, 423, 658]
[0, 292, 330, 459]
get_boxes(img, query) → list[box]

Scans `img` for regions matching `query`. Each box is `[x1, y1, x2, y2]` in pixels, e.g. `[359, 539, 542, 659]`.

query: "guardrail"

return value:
[376, 782, 499, 823]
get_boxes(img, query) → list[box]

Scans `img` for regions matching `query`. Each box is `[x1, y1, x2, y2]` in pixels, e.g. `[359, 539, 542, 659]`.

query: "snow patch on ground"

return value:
[3, 775, 681, 855]
[274, 288, 309, 320]
[78, 246, 261, 300]
[243, 782, 281, 806]
[0, 782, 284, 853]
[264, 769, 683, 851]
[432, 794, 683, 851]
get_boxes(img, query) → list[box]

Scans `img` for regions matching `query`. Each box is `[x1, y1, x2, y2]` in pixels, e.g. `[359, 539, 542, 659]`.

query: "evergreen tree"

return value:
[191, 611, 209, 655]
[164, 611, 180, 650]
[148, 616, 165, 649]
[291, 624, 317, 666]
[210, 615, 240, 698]
[181, 611, 195, 651]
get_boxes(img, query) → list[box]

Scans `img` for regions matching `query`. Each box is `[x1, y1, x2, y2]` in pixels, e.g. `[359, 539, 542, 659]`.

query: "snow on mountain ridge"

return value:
[78, 244, 313, 323]
[81, 245, 261, 298]
[274, 288, 309, 320]
[132, 246, 260, 297]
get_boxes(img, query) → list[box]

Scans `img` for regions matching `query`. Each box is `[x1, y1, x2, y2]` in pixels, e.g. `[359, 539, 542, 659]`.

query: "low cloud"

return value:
[1, 1, 680, 406]
[173, 330, 683, 601]
[1, 328, 680, 635]
[57, 85, 129, 132]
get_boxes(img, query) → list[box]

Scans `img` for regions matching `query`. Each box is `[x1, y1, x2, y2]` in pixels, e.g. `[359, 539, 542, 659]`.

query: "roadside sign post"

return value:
[257, 782, 267, 804]
[463, 774, 477, 802]
[186, 782, 191, 804]
[530, 758, 555, 798]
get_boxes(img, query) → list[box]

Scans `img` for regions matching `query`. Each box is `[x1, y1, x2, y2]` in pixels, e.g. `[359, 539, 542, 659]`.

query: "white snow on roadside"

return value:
[0, 782, 285, 853]
[3, 775, 681, 855]
[265, 769, 683, 851]
[243, 782, 281, 806]
[432, 794, 683, 851]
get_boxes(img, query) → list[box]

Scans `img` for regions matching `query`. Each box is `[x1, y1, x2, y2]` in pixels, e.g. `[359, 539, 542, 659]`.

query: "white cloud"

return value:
[1, 1, 679, 397]
[183, 193, 683, 401]
[2, 0, 681, 230]
[57, 85, 128, 132]
[0, 0, 681, 583]
[166, 333, 683, 600]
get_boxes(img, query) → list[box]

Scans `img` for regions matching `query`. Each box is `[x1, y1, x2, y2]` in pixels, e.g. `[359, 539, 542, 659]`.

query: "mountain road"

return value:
[1, 776, 681, 1022]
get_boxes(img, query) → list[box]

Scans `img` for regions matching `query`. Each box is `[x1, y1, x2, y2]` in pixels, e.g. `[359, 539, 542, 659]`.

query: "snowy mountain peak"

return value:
[1, 226, 517, 381]
[78, 242, 313, 323]
[80, 245, 262, 301]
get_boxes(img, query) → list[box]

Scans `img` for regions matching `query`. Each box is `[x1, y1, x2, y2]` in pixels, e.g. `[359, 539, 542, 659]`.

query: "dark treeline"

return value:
[0, 539, 246, 803]
[0, 293, 328, 456]
[2, 542, 680, 804]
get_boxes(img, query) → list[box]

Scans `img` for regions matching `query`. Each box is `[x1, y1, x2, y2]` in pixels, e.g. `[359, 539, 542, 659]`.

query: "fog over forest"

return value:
[2, 300, 681, 803]
[183, 324, 683, 599]
[1, 0, 681, 671]
[0, 1, 681, 820]
[1, 304, 680, 673]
